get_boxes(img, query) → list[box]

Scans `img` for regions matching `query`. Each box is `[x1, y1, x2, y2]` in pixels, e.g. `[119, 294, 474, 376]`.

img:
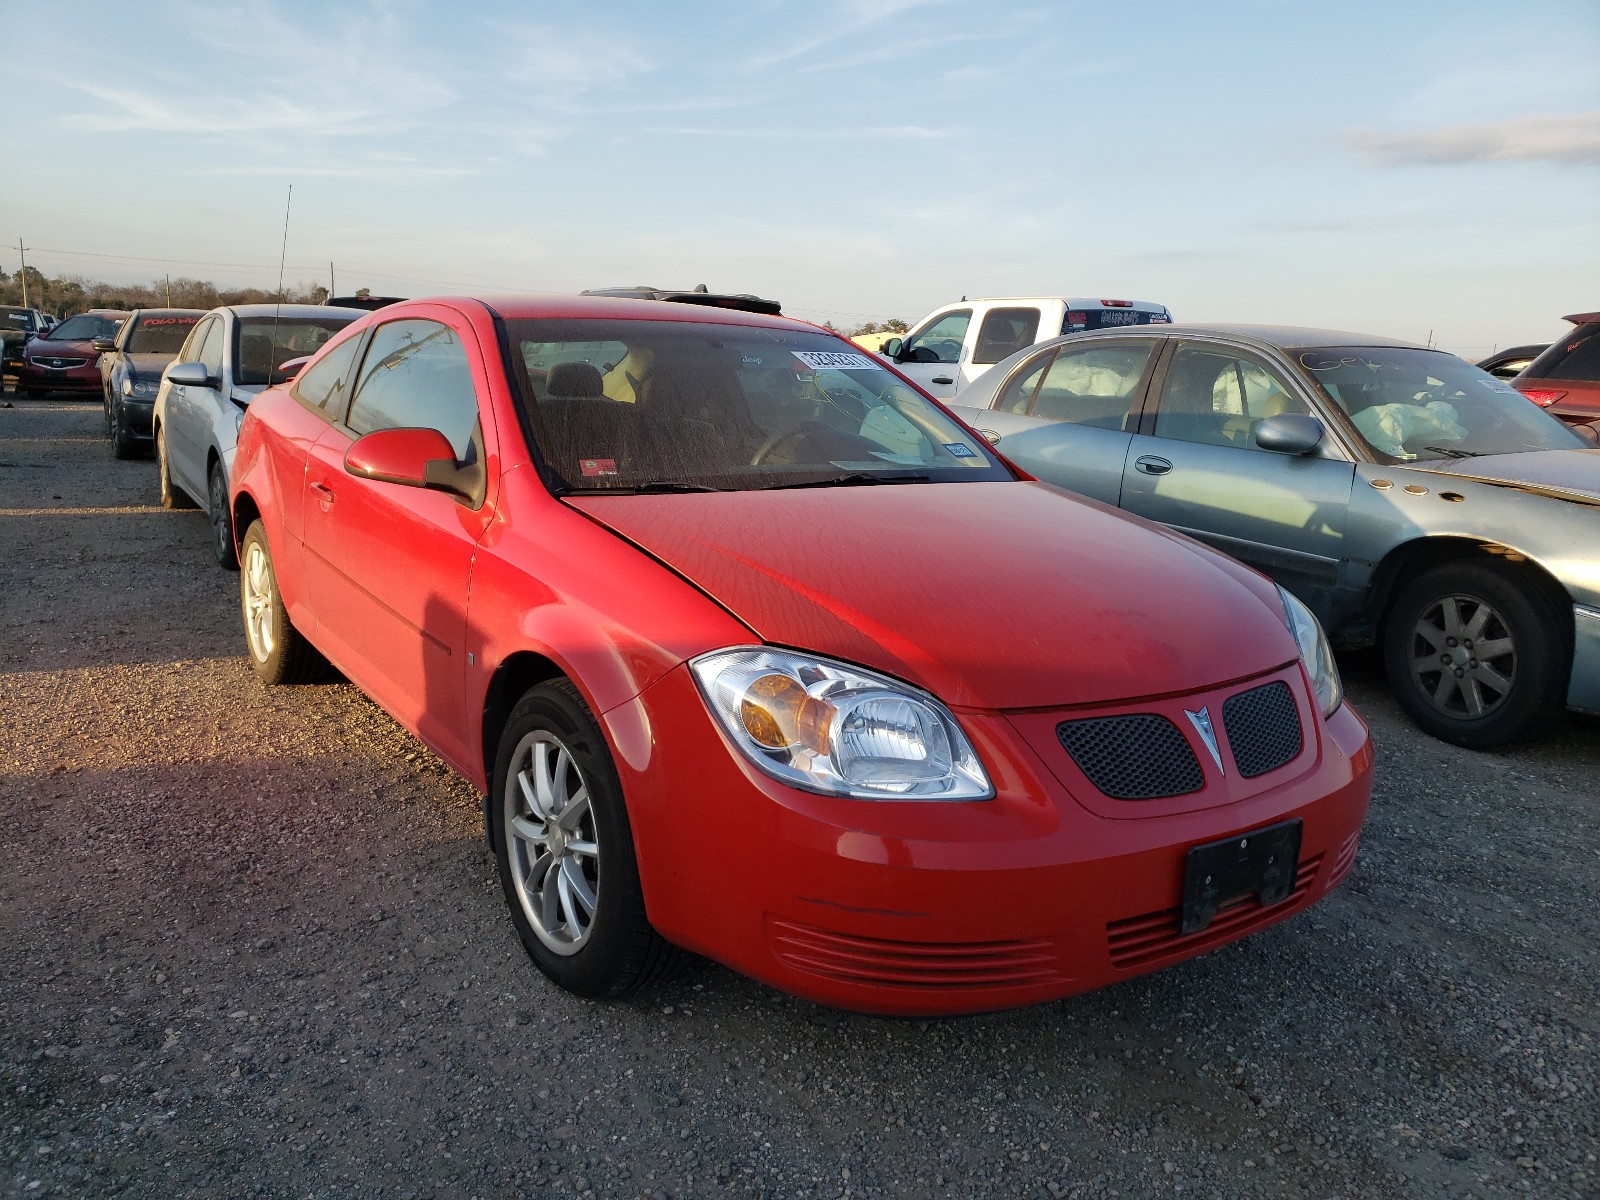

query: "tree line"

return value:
[0, 265, 335, 317]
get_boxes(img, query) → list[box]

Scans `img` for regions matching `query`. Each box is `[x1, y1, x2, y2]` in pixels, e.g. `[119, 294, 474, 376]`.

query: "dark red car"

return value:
[230, 295, 1373, 1015]
[1512, 312, 1600, 427]
[18, 309, 131, 398]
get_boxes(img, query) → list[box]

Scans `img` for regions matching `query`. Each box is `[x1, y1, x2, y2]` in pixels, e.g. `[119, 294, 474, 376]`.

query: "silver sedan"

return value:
[152, 304, 363, 567]
[946, 324, 1600, 748]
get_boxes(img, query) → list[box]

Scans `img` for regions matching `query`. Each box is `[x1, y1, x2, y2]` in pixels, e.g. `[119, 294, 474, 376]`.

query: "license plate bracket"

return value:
[1180, 818, 1302, 936]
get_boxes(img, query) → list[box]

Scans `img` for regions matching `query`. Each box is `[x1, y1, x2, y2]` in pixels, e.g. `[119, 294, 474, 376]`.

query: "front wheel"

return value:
[208, 463, 238, 571]
[492, 680, 677, 997]
[111, 401, 141, 460]
[239, 520, 327, 684]
[1383, 560, 1568, 748]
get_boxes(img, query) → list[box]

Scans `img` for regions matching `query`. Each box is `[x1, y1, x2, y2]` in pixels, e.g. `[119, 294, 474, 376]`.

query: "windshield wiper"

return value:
[1422, 445, 1482, 459]
[600, 480, 725, 494]
[757, 472, 933, 491]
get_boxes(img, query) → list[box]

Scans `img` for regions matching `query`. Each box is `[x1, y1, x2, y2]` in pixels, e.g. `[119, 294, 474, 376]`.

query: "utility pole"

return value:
[165, 274, 172, 306]
[17, 239, 28, 309]
[329, 261, 335, 298]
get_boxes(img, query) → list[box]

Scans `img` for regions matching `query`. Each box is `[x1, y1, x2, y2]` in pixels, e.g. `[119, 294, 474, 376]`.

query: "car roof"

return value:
[217, 303, 369, 319]
[128, 307, 207, 318]
[1563, 311, 1600, 324]
[1063, 322, 1431, 351]
[467, 294, 817, 331]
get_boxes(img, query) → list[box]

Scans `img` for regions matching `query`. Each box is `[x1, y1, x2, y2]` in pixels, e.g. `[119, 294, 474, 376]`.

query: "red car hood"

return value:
[567, 481, 1298, 710]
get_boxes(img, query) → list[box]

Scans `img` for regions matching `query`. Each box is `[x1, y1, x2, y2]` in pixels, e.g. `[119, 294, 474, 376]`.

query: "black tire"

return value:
[156, 425, 197, 509]
[111, 401, 141, 460]
[238, 519, 328, 684]
[208, 463, 239, 571]
[1383, 560, 1569, 748]
[103, 390, 115, 436]
[491, 679, 678, 998]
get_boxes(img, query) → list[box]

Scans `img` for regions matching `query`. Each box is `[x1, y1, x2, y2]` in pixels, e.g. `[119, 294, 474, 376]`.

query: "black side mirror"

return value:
[91, 338, 116, 352]
[881, 337, 903, 360]
[1254, 413, 1325, 455]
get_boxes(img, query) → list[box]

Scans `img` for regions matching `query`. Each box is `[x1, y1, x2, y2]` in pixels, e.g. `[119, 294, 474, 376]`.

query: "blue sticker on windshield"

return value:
[944, 443, 978, 458]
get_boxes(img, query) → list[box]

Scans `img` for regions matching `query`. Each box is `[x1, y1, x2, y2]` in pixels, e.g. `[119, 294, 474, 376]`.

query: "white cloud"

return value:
[1345, 113, 1600, 168]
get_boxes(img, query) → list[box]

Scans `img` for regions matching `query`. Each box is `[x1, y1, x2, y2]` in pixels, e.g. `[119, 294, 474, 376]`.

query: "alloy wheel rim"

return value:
[505, 730, 601, 956]
[1407, 592, 1516, 720]
[242, 542, 276, 661]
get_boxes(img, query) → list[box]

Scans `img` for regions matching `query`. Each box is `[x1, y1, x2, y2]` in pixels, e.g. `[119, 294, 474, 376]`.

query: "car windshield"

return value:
[49, 313, 124, 342]
[1, 308, 37, 332]
[1294, 346, 1589, 462]
[505, 318, 1011, 492]
[127, 314, 202, 355]
[235, 315, 359, 385]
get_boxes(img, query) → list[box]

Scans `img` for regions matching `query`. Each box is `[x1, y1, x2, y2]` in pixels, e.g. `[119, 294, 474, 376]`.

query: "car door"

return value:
[300, 312, 496, 769]
[952, 338, 1161, 506]
[892, 307, 971, 400]
[1119, 339, 1357, 604]
[960, 305, 1042, 390]
[168, 316, 225, 497]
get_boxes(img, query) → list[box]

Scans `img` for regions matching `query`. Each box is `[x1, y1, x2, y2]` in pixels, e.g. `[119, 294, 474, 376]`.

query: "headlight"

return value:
[690, 647, 993, 800]
[1277, 586, 1343, 718]
[130, 378, 158, 398]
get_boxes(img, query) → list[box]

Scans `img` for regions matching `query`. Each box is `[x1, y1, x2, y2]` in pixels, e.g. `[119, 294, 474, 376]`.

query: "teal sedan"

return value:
[947, 324, 1600, 749]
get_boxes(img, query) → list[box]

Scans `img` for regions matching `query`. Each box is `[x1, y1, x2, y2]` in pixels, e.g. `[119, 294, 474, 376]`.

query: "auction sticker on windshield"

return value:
[792, 350, 879, 371]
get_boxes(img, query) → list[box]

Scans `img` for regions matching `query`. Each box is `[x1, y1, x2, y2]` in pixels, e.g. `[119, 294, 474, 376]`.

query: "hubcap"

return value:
[1407, 592, 1516, 720]
[505, 731, 600, 956]
[241, 542, 276, 661]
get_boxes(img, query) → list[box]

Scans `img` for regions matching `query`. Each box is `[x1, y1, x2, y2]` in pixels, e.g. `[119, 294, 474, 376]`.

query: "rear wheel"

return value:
[157, 425, 197, 509]
[209, 463, 238, 570]
[491, 680, 678, 997]
[239, 520, 327, 684]
[1383, 560, 1568, 748]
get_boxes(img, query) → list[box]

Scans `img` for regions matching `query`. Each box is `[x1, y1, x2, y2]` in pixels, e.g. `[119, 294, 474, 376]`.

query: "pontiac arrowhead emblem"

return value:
[1185, 706, 1225, 773]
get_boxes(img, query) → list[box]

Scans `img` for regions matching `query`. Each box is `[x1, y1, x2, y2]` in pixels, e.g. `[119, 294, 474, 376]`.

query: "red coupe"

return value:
[1513, 311, 1600, 428]
[229, 295, 1373, 1015]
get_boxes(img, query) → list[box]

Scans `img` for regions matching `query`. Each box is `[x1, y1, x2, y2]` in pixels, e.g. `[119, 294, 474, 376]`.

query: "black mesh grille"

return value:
[1056, 715, 1204, 800]
[1222, 682, 1302, 778]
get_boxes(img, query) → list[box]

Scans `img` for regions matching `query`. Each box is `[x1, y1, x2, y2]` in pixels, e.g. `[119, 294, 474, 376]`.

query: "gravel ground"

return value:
[1, 395, 1596, 1200]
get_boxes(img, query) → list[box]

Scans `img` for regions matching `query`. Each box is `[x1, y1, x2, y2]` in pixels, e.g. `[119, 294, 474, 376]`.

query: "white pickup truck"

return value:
[878, 296, 1172, 401]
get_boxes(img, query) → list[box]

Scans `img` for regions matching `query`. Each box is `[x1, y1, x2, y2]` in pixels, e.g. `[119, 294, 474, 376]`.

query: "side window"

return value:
[196, 319, 225, 376]
[293, 335, 363, 417]
[1155, 345, 1308, 448]
[175, 318, 207, 362]
[993, 350, 1055, 413]
[346, 319, 480, 459]
[901, 309, 970, 365]
[971, 306, 1041, 365]
[1029, 341, 1157, 428]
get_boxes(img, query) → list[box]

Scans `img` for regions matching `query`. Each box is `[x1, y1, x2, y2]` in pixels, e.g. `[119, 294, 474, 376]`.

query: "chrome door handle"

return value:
[1134, 455, 1172, 476]
[931, 375, 954, 385]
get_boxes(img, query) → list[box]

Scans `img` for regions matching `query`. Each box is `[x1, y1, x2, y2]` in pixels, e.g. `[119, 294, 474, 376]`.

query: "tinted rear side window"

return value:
[1526, 323, 1600, 382]
[293, 335, 362, 416]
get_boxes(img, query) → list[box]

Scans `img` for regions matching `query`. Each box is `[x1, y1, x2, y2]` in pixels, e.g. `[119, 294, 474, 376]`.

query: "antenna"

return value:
[270, 185, 293, 383]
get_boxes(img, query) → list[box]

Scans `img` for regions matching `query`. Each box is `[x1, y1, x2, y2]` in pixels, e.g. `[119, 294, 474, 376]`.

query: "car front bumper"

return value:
[117, 397, 157, 438]
[606, 662, 1375, 1016]
[18, 360, 101, 393]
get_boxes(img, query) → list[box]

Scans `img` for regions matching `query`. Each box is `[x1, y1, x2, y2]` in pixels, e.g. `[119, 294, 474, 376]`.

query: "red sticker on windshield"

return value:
[579, 458, 618, 477]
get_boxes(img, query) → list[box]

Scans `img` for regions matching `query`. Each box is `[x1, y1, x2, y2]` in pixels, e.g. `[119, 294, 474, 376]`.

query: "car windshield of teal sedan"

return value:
[505, 319, 1011, 491]
[1297, 347, 1588, 462]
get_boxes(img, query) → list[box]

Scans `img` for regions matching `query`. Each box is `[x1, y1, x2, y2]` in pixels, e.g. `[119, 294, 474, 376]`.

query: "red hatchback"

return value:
[1513, 312, 1600, 428]
[229, 295, 1373, 1015]
[19, 309, 130, 397]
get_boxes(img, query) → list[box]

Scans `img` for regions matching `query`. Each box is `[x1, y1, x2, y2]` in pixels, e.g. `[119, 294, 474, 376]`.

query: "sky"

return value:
[4, 0, 1597, 358]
